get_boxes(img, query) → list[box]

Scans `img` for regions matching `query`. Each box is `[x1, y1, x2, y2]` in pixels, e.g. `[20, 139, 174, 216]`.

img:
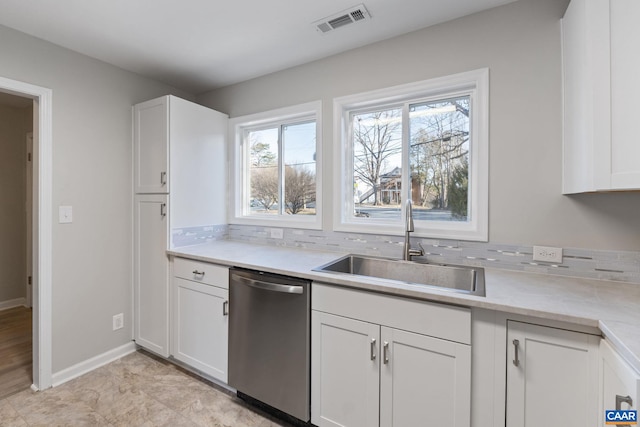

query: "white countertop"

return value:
[168, 240, 640, 372]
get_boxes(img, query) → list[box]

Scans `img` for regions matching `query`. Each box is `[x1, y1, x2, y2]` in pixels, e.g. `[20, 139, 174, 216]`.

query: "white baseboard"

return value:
[0, 298, 27, 311]
[51, 341, 137, 387]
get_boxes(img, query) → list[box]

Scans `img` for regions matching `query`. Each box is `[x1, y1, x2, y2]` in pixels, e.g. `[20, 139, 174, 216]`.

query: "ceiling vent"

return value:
[313, 4, 371, 34]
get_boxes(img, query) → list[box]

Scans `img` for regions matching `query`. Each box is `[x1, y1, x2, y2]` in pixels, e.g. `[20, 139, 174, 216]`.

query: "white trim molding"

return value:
[0, 76, 53, 390]
[0, 298, 28, 311]
[51, 342, 137, 387]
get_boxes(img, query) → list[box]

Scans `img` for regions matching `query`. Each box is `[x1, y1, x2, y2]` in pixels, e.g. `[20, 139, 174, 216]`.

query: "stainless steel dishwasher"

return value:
[228, 267, 311, 423]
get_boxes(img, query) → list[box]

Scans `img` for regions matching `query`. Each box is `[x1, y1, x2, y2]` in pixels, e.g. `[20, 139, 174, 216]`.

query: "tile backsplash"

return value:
[172, 224, 228, 248]
[227, 224, 640, 284]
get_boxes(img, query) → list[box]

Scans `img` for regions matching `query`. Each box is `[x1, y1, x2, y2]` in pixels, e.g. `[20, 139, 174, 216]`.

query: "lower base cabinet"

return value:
[379, 327, 470, 427]
[599, 339, 639, 426]
[312, 312, 380, 427]
[311, 283, 471, 427]
[506, 320, 600, 427]
[171, 258, 229, 383]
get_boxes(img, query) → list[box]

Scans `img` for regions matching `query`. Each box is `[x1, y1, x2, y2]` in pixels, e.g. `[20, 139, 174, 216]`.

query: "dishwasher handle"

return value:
[235, 275, 304, 294]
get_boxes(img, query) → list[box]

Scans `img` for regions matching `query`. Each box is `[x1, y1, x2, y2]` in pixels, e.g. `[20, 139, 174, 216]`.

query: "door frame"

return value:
[0, 76, 53, 390]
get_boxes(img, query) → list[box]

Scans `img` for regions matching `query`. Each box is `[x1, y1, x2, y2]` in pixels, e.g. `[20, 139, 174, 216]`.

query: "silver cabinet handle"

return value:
[160, 171, 167, 185]
[616, 395, 633, 410]
[370, 338, 376, 361]
[236, 275, 303, 294]
[222, 300, 229, 316]
[615, 395, 633, 427]
[383, 341, 389, 364]
[513, 339, 520, 366]
[192, 270, 205, 277]
[160, 203, 166, 218]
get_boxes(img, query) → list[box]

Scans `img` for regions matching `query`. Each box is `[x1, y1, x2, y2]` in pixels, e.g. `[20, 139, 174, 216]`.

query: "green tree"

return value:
[285, 166, 315, 214]
[448, 159, 468, 220]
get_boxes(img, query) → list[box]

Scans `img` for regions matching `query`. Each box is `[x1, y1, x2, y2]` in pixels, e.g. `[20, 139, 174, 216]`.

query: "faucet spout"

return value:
[403, 199, 424, 261]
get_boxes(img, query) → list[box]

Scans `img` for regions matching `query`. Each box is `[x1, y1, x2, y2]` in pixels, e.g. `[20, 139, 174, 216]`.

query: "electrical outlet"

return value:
[270, 228, 284, 239]
[112, 313, 124, 331]
[533, 246, 563, 263]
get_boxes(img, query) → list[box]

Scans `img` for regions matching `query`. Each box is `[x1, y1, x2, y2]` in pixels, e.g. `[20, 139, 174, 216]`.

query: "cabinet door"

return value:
[134, 96, 169, 193]
[600, 339, 639, 426]
[173, 277, 228, 382]
[609, 0, 640, 189]
[134, 194, 169, 356]
[506, 321, 599, 427]
[311, 311, 380, 427]
[168, 96, 228, 228]
[380, 327, 470, 427]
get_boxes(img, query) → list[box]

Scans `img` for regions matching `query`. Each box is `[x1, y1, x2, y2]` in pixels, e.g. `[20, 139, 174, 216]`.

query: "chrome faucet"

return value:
[403, 199, 424, 261]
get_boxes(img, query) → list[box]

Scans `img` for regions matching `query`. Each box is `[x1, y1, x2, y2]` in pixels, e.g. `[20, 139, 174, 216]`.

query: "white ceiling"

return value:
[0, 0, 517, 94]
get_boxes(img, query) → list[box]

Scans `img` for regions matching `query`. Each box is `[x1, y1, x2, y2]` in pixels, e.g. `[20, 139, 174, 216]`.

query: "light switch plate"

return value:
[59, 206, 73, 224]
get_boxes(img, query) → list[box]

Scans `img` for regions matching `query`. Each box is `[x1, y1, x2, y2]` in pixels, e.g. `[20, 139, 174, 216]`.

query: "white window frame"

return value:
[229, 101, 322, 229]
[333, 69, 489, 241]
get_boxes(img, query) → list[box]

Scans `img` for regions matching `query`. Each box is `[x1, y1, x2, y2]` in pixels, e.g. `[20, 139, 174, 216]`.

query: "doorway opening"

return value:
[0, 93, 33, 398]
[0, 76, 53, 392]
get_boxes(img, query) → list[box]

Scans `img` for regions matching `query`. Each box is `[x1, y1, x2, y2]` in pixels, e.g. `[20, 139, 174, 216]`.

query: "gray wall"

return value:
[0, 103, 31, 303]
[0, 24, 193, 372]
[198, 0, 640, 252]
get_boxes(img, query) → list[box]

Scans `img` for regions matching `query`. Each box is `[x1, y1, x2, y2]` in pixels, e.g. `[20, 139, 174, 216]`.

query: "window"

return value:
[334, 69, 488, 241]
[230, 101, 322, 229]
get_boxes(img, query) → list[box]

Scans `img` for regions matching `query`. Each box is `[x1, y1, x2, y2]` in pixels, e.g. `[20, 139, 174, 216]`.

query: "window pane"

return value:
[409, 97, 470, 222]
[283, 122, 316, 215]
[248, 128, 279, 215]
[352, 108, 403, 220]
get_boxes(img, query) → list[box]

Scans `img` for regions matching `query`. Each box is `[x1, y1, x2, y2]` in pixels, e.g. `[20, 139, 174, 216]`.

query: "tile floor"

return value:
[0, 351, 291, 426]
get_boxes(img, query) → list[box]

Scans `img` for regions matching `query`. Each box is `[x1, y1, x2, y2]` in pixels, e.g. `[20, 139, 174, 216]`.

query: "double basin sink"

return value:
[314, 254, 485, 297]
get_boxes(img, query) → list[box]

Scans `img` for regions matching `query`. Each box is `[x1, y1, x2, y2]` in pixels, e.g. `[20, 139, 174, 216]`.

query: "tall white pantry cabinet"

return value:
[133, 95, 228, 357]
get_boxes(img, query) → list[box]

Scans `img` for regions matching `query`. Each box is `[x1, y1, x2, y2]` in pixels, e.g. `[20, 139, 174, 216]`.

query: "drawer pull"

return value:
[370, 338, 376, 361]
[192, 270, 205, 277]
[513, 339, 520, 366]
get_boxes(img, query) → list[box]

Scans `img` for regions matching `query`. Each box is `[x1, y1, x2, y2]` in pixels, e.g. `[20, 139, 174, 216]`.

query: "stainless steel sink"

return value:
[313, 254, 485, 297]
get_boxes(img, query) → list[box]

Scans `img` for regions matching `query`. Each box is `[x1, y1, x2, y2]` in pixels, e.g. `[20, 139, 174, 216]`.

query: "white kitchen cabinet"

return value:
[134, 97, 169, 194]
[172, 258, 229, 382]
[380, 327, 471, 427]
[312, 283, 471, 427]
[312, 311, 380, 427]
[562, 0, 640, 193]
[506, 320, 600, 427]
[134, 194, 169, 356]
[599, 339, 639, 426]
[133, 95, 228, 356]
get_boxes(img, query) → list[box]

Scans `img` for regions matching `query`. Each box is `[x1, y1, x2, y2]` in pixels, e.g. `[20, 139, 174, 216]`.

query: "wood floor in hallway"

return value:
[0, 306, 32, 400]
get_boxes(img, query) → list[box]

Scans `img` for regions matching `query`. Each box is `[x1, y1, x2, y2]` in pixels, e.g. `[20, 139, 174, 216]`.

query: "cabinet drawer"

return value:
[312, 282, 470, 345]
[173, 257, 229, 289]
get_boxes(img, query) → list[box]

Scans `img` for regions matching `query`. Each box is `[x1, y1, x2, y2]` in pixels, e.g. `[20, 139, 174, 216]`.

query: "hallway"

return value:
[0, 306, 32, 400]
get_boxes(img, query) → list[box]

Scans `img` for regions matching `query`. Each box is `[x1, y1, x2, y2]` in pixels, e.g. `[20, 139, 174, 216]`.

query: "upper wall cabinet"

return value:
[133, 95, 228, 228]
[134, 97, 169, 194]
[562, 0, 640, 193]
